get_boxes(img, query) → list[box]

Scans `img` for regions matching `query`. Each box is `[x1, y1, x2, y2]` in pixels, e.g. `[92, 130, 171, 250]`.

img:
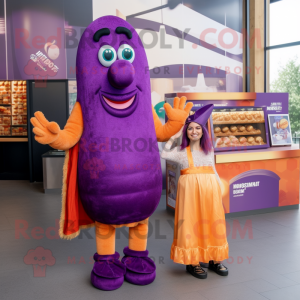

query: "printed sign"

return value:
[229, 169, 280, 212]
[268, 114, 292, 146]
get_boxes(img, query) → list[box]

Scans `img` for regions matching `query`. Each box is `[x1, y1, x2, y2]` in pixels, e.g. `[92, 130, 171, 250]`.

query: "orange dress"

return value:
[170, 146, 229, 265]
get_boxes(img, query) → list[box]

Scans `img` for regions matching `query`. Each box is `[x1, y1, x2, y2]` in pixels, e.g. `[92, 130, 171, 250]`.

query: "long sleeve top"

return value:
[161, 142, 222, 188]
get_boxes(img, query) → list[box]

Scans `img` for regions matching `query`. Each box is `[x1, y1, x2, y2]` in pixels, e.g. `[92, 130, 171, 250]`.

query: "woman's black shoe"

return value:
[186, 264, 207, 279]
[208, 260, 228, 276]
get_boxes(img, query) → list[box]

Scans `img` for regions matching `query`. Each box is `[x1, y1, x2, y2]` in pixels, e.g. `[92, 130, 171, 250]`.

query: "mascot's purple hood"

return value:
[76, 16, 162, 225]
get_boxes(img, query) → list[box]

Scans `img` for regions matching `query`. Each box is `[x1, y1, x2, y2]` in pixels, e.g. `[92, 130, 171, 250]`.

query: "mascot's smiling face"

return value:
[76, 16, 150, 118]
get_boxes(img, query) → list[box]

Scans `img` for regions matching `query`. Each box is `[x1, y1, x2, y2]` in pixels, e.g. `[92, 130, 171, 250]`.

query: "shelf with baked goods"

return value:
[11, 126, 27, 136]
[0, 80, 28, 139]
[215, 136, 266, 149]
[212, 110, 265, 125]
[11, 115, 27, 126]
[0, 125, 11, 136]
[214, 125, 262, 137]
[211, 106, 270, 151]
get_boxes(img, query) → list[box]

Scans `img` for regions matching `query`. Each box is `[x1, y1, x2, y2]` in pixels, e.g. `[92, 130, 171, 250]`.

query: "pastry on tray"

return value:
[215, 136, 265, 148]
[212, 111, 264, 123]
[214, 124, 262, 136]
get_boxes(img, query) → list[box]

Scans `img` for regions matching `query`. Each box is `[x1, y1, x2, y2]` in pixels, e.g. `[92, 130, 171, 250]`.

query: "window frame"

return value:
[264, 0, 300, 92]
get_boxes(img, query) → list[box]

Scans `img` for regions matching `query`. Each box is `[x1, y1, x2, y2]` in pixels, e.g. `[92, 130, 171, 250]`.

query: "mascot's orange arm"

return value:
[30, 102, 84, 150]
[152, 97, 193, 142]
[50, 102, 83, 150]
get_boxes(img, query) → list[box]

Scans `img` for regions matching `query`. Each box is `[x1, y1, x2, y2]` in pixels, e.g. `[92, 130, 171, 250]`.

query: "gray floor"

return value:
[1, 181, 300, 300]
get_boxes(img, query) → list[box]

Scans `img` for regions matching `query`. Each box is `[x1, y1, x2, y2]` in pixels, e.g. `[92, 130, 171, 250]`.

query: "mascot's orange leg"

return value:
[129, 223, 148, 251]
[95, 222, 116, 255]
[123, 222, 156, 283]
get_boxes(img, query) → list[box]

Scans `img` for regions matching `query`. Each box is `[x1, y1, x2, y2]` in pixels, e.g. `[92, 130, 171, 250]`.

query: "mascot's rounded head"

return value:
[76, 16, 150, 118]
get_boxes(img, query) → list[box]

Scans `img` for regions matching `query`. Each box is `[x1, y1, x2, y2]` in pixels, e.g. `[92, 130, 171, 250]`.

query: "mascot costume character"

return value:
[30, 16, 192, 291]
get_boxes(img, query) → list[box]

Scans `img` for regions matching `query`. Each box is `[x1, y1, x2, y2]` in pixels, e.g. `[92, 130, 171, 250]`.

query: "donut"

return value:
[230, 126, 237, 132]
[223, 137, 230, 145]
[237, 125, 245, 132]
[246, 113, 253, 120]
[253, 112, 261, 120]
[239, 137, 247, 143]
[214, 127, 221, 133]
[224, 114, 231, 121]
[239, 113, 246, 120]
[231, 113, 238, 120]
[212, 113, 219, 120]
[246, 125, 253, 132]
[255, 136, 263, 143]
[247, 137, 254, 144]
[231, 137, 239, 144]
[222, 126, 229, 133]
[216, 138, 223, 146]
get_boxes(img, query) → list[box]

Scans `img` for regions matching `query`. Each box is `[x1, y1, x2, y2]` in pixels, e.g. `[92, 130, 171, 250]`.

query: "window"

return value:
[266, 0, 300, 138]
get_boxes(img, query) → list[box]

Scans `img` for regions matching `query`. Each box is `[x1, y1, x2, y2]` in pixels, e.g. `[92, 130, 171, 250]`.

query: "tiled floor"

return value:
[1, 180, 300, 300]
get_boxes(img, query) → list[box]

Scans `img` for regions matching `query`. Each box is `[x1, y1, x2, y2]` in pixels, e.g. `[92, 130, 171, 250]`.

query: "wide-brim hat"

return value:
[185, 104, 214, 126]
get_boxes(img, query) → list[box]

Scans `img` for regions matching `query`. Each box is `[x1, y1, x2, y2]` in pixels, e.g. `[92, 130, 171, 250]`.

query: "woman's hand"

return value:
[172, 126, 184, 139]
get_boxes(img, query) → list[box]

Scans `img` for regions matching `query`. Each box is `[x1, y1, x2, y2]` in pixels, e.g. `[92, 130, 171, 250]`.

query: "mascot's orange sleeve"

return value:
[49, 102, 84, 150]
[152, 98, 193, 142]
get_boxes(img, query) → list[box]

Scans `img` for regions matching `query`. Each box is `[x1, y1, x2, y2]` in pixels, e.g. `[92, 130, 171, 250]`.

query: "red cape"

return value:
[59, 144, 94, 239]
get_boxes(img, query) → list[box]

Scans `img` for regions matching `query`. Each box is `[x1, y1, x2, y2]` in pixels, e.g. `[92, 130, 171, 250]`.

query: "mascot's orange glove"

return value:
[153, 96, 193, 142]
[30, 102, 83, 150]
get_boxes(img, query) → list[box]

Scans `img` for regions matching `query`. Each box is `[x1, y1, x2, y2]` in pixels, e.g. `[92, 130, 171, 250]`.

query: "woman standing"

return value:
[161, 104, 229, 279]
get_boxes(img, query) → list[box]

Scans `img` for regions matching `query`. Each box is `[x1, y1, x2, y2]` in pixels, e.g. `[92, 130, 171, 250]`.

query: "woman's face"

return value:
[187, 122, 203, 142]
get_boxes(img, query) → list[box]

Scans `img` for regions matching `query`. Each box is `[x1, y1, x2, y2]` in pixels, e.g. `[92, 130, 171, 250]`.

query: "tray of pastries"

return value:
[12, 81, 27, 92]
[0, 125, 11, 136]
[212, 106, 269, 150]
[212, 111, 264, 124]
[0, 116, 11, 125]
[12, 115, 27, 125]
[12, 104, 27, 115]
[0, 106, 11, 115]
[215, 136, 266, 148]
[12, 126, 27, 136]
[0, 93, 11, 104]
[12, 92, 27, 104]
[0, 81, 11, 92]
[214, 124, 262, 137]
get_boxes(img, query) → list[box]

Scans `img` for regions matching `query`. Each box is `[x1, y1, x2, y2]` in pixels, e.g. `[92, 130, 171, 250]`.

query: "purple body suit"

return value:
[76, 16, 162, 225]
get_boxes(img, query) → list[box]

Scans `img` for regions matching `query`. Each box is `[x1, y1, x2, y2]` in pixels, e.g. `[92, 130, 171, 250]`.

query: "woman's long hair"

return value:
[180, 122, 213, 155]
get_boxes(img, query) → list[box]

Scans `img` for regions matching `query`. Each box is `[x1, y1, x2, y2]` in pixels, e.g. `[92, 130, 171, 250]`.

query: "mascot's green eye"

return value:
[103, 49, 114, 61]
[117, 44, 135, 63]
[122, 48, 133, 60]
[98, 45, 117, 67]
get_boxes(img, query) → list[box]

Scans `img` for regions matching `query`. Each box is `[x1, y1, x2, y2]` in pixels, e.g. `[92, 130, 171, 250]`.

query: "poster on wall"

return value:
[6, 0, 67, 80]
[268, 114, 292, 146]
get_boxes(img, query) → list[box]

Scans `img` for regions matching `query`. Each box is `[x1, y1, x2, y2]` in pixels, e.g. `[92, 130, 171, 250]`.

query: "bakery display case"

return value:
[0, 80, 27, 137]
[211, 106, 270, 151]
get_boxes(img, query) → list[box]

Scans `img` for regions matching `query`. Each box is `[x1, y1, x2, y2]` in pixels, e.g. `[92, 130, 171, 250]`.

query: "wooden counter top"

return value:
[215, 144, 300, 163]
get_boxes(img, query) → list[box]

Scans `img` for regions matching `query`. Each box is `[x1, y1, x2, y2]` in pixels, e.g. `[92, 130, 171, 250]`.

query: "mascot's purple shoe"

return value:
[91, 252, 126, 291]
[121, 247, 156, 285]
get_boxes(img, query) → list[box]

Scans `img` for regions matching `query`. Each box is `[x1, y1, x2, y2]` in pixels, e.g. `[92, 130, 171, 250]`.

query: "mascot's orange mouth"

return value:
[103, 96, 135, 110]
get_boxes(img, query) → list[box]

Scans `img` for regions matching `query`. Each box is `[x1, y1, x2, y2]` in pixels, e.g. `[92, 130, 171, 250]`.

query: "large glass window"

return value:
[266, 0, 300, 139]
